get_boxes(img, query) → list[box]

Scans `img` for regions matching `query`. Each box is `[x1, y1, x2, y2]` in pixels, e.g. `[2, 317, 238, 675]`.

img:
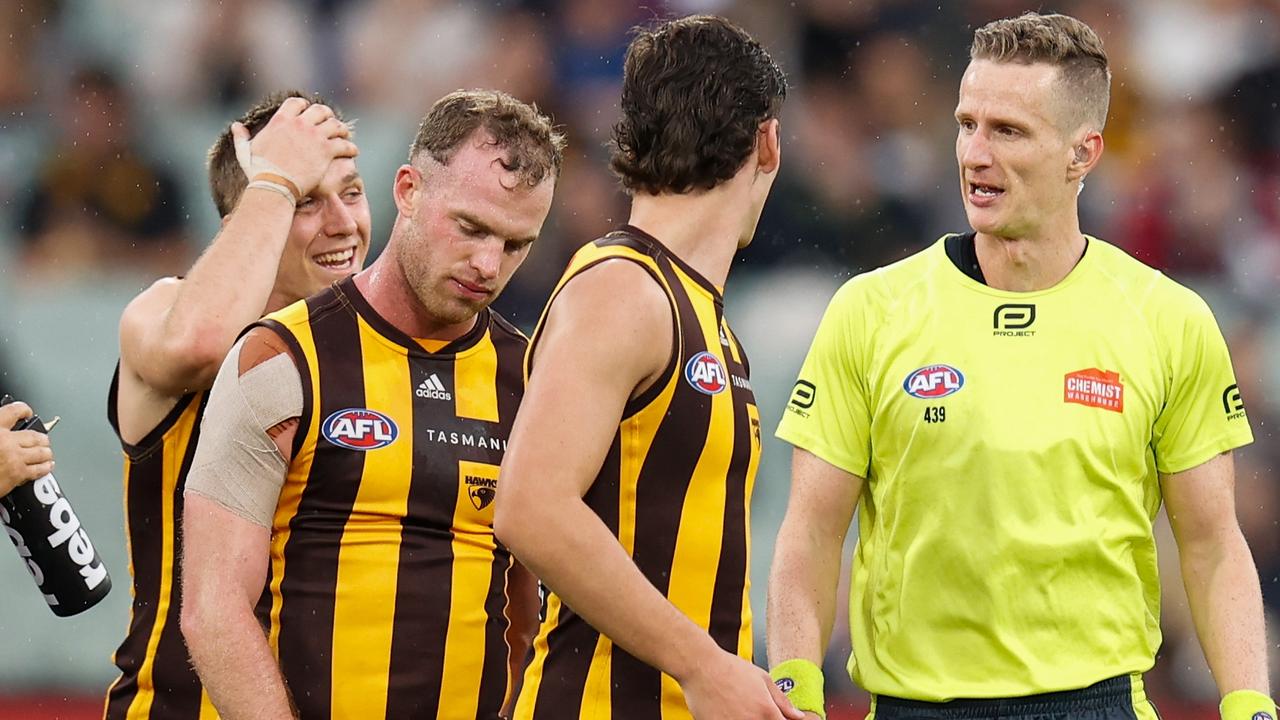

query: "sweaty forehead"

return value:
[431, 137, 552, 200]
[432, 146, 555, 232]
[438, 138, 522, 188]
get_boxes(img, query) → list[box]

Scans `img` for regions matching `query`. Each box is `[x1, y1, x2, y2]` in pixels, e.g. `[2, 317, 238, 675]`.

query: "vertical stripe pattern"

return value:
[257, 277, 526, 719]
[517, 227, 762, 719]
[105, 375, 217, 719]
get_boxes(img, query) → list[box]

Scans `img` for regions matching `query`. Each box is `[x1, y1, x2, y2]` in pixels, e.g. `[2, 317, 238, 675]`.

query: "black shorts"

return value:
[872, 675, 1158, 720]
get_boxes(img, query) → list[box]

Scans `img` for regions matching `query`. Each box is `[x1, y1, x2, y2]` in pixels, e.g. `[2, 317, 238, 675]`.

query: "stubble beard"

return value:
[419, 284, 482, 327]
[395, 226, 493, 329]
[401, 257, 485, 328]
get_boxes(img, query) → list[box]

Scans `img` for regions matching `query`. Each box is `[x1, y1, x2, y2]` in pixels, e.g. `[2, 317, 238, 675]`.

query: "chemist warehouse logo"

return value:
[1064, 369, 1124, 413]
[322, 408, 399, 450]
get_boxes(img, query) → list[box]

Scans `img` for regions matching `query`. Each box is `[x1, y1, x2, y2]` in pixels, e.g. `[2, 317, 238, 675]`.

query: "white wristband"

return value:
[245, 179, 298, 206]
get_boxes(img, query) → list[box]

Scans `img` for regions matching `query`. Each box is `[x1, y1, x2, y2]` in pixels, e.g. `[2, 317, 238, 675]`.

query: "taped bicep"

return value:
[185, 336, 303, 528]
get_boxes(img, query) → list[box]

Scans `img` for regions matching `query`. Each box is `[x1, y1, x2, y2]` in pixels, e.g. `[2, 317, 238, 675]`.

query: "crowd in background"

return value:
[0, 0, 1278, 714]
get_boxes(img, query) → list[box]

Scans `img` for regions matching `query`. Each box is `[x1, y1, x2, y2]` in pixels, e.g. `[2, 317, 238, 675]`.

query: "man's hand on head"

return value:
[233, 96, 359, 204]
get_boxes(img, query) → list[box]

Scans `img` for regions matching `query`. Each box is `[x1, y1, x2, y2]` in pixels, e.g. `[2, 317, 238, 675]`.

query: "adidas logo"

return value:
[415, 374, 452, 401]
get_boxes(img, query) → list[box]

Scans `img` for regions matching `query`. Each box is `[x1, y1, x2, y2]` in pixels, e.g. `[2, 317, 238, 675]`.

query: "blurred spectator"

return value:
[341, 0, 492, 116]
[548, 0, 640, 145]
[1116, 102, 1241, 276]
[104, 0, 325, 110]
[747, 74, 930, 274]
[1217, 54, 1280, 304]
[0, 0, 57, 112]
[483, 9, 558, 108]
[1130, 0, 1279, 104]
[12, 66, 191, 282]
[0, 0, 59, 206]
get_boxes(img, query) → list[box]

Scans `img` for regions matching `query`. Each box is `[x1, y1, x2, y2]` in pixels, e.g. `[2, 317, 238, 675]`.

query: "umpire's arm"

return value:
[766, 448, 862, 717]
[1161, 451, 1270, 696]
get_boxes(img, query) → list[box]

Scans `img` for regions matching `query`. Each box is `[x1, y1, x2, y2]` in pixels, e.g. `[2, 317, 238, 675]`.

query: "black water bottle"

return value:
[0, 395, 111, 616]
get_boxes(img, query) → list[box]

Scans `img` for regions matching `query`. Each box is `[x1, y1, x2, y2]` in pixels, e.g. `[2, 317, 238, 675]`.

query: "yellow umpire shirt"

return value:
[776, 235, 1254, 700]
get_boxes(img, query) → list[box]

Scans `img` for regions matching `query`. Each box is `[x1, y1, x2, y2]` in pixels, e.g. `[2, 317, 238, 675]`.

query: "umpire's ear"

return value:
[1066, 129, 1103, 183]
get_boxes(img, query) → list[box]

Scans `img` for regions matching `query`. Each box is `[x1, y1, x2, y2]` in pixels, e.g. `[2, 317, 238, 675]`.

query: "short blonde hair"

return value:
[970, 12, 1110, 131]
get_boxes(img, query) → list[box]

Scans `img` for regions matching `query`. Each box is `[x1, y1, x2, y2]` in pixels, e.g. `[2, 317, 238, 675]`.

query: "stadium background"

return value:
[0, 0, 1277, 717]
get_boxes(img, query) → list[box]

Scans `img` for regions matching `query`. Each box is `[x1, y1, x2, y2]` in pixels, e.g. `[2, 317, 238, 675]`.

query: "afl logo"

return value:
[903, 364, 965, 399]
[322, 408, 399, 450]
[685, 351, 728, 395]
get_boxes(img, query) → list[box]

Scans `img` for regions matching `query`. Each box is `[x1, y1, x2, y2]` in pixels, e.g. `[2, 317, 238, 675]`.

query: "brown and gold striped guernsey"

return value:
[104, 375, 218, 719]
[254, 275, 527, 719]
[515, 226, 763, 720]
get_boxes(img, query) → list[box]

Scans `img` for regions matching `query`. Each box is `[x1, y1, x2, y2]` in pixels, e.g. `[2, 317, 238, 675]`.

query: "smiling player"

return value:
[106, 92, 368, 719]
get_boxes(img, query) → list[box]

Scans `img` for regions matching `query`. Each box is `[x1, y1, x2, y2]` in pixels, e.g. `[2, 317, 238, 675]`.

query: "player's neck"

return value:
[974, 223, 1088, 293]
[354, 254, 476, 342]
[626, 188, 749, 289]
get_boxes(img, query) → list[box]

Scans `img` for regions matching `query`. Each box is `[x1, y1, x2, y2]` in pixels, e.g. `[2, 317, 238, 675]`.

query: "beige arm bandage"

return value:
[185, 338, 304, 528]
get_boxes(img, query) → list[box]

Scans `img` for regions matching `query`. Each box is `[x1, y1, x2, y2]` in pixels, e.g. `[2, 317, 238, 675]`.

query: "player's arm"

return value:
[495, 260, 800, 720]
[180, 327, 301, 720]
[766, 449, 862, 719]
[1161, 452, 1271, 702]
[117, 99, 355, 434]
[182, 498, 289, 719]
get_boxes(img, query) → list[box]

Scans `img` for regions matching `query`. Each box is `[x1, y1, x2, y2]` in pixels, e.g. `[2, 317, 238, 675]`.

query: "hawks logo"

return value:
[322, 408, 399, 450]
[466, 475, 497, 511]
[459, 461, 500, 515]
[903, 364, 965, 399]
[685, 351, 728, 395]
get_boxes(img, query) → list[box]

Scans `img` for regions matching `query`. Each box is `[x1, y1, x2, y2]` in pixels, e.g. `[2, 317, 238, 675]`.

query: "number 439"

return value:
[923, 406, 946, 423]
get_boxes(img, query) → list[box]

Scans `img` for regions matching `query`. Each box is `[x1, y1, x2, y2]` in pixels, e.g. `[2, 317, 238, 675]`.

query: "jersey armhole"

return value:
[107, 362, 201, 461]
[620, 259, 681, 420]
[244, 319, 313, 463]
[527, 255, 681, 421]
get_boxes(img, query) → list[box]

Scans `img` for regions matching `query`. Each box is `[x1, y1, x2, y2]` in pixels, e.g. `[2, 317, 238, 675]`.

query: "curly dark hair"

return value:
[610, 15, 787, 196]
[206, 90, 339, 218]
[409, 89, 566, 188]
